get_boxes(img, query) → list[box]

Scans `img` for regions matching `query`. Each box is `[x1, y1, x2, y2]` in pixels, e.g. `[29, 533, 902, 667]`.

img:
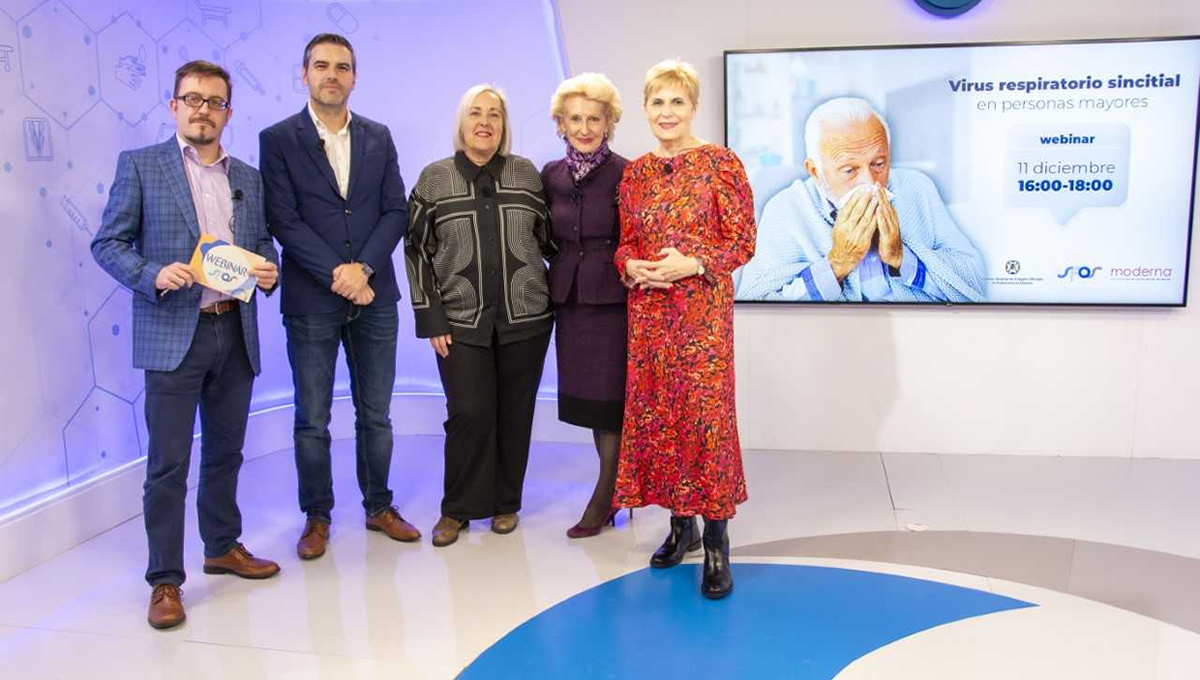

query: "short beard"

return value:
[183, 130, 217, 147]
[812, 170, 840, 210]
[311, 89, 347, 109]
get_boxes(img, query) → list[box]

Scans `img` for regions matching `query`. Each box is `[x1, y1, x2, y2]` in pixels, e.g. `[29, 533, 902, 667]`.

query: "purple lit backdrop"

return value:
[0, 0, 569, 514]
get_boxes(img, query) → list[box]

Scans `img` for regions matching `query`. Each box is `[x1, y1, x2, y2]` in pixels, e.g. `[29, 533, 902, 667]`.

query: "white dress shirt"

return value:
[309, 102, 352, 198]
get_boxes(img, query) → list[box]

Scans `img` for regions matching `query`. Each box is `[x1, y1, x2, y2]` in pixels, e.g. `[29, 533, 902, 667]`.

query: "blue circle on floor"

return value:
[458, 563, 1033, 679]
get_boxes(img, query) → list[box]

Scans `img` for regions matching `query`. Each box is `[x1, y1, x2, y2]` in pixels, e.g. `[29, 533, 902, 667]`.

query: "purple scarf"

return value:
[565, 139, 612, 184]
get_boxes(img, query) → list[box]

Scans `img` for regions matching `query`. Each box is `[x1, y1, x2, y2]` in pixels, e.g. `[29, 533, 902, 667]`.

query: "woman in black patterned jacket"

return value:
[404, 84, 555, 548]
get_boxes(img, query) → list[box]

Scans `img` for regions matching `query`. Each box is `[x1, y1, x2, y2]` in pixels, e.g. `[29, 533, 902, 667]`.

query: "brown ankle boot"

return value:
[431, 516, 468, 547]
[491, 513, 519, 535]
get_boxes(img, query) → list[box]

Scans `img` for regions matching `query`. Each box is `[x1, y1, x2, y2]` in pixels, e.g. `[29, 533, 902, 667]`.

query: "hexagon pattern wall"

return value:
[0, 0, 567, 514]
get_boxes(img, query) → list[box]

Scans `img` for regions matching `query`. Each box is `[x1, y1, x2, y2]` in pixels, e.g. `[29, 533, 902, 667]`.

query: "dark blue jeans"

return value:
[143, 312, 253, 587]
[284, 303, 399, 522]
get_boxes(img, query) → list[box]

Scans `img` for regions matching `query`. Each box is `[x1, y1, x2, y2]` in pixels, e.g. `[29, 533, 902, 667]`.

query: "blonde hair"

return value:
[453, 84, 511, 156]
[550, 72, 623, 140]
[643, 59, 700, 105]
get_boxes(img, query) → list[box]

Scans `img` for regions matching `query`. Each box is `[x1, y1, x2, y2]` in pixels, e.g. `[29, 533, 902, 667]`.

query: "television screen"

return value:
[726, 36, 1200, 305]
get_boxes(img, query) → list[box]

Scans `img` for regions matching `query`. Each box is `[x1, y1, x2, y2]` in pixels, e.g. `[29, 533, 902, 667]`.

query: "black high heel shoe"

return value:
[701, 518, 733, 599]
[650, 515, 701, 569]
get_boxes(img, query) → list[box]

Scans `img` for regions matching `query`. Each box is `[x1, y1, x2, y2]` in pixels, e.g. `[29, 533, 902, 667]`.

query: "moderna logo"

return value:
[1058, 265, 1102, 281]
[1109, 266, 1173, 281]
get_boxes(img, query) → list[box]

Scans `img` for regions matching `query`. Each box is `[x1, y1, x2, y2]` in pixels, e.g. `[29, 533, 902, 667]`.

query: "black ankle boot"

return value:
[649, 515, 700, 569]
[701, 518, 733, 599]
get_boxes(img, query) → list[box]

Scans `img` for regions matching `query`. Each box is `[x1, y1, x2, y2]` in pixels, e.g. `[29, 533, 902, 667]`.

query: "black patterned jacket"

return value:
[405, 151, 555, 346]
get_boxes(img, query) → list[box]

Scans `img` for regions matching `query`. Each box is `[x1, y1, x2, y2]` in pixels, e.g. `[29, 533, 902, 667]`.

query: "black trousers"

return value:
[435, 331, 551, 519]
[143, 312, 254, 586]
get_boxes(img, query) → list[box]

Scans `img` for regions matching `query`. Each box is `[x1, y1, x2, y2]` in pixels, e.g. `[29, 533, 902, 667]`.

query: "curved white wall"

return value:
[556, 0, 1200, 458]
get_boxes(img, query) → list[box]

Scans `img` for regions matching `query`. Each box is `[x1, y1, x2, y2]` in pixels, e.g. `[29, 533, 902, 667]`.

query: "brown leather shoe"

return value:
[297, 520, 330, 560]
[147, 583, 185, 630]
[432, 516, 468, 547]
[202, 543, 281, 579]
[491, 513, 519, 535]
[366, 506, 421, 542]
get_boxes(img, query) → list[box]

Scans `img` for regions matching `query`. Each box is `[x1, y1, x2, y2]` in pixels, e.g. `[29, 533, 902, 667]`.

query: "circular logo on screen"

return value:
[913, 0, 984, 16]
[1005, 260, 1021, 275]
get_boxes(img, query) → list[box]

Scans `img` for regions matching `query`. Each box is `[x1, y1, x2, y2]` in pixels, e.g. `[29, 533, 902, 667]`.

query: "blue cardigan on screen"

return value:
[736, 168, 986, 302]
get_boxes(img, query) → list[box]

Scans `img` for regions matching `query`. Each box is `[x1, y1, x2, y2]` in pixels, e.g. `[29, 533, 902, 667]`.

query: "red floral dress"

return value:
[613, 145, 756, 520]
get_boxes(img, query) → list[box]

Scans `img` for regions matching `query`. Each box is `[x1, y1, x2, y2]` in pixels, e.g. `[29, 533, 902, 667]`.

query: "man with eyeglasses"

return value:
[259, 33, 415, 561]
[92, 60, 282, 630]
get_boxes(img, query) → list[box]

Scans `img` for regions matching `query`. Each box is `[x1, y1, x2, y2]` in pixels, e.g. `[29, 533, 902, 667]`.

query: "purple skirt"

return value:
[555, 299, 626, 431]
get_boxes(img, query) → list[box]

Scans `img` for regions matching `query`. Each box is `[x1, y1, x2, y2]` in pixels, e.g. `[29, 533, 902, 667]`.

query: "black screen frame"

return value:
[724, 35, 1200, 309]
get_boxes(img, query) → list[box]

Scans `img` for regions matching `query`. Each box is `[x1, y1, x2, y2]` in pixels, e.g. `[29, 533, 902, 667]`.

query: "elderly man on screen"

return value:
[736, 97, 985, 302]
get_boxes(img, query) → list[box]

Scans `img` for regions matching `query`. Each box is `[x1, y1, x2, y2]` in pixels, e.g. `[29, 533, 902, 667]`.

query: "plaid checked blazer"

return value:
[91, 138, 279, 373]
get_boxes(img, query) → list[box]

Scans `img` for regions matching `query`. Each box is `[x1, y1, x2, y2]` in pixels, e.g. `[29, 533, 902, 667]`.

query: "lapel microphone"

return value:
[317, 138, 325, 151]
[664, 162, 674, 175]
[228, 189, 243, 236]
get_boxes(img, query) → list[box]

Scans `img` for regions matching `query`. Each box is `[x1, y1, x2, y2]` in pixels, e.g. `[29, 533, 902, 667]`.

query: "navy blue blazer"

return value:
[258, 107, 407, 315]
[91, 139, 278, 373]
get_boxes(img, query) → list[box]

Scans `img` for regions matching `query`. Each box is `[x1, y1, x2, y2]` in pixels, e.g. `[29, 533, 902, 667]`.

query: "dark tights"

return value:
[579, 428, 620, 527]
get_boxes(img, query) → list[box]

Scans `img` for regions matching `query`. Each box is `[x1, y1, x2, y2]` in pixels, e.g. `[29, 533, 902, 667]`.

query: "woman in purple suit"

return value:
[542, 73, 629, 538]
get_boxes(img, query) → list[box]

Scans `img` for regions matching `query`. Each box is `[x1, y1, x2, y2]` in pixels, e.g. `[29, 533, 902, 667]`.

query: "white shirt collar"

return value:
[308, 102, 352, 137]
[176, 133, 229, 170]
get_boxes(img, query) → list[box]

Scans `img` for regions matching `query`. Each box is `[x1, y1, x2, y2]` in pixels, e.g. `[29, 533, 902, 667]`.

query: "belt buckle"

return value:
[202, 300, 236, 315]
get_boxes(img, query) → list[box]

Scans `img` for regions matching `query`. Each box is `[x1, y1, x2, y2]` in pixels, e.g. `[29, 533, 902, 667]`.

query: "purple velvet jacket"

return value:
[541, 153, 628, 306]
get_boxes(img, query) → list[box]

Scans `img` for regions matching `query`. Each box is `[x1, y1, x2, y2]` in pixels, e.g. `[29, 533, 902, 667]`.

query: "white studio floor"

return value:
[1, 434, 1198, 679]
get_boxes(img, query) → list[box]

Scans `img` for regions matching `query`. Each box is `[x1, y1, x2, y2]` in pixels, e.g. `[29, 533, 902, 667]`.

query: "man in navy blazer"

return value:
[92, 61, 282, 630]
[259, 33, 417, 560]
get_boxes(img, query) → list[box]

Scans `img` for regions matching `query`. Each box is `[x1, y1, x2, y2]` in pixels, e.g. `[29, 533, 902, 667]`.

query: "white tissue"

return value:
[835, 183, 895, 210]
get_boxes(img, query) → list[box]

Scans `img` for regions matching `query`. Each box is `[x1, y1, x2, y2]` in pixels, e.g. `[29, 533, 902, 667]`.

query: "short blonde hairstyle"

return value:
[643, 59, 700, 105]
[550, 72, 623, 140]
[453, 84, 511, 156]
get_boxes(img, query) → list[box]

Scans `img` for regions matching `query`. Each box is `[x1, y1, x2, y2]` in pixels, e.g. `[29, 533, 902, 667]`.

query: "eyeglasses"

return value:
[175, 93, 230, 111]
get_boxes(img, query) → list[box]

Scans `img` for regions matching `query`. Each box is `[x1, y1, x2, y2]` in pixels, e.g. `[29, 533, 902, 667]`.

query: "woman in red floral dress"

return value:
[613, 59, 755, 599]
